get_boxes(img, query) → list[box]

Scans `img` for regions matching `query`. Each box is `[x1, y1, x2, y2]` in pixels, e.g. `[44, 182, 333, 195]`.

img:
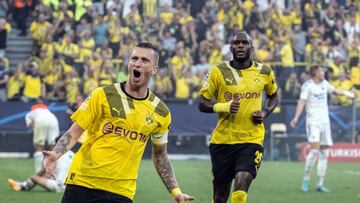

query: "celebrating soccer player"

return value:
[290, 65, 356, 193]
[198, 31, 279, 203]
[43, 42, 194, 203]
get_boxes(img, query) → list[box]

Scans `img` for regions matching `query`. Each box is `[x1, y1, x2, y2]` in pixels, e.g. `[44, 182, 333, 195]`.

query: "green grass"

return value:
[0, 159, 359, 203]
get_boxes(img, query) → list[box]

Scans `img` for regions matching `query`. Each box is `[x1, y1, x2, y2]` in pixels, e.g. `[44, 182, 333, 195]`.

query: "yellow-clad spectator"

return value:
[43, 61, 63, 99]
[332, 72, 354, 105]
[98, 61, 116, 87]
[23, 67, 45, 102]
[154, 68, 173, 98]
[37, 49, 53, 75]
[170, 48, 190, 78]
[30, 13, 52, 55]
[209, 39, 223, 65]
[175, 69, 191, 99]
[243, 0, 254, 15]
[96, 39, 113, 60]
[228, 4, 244, 29]
[143, 0, 157, 17]
[88, 52, 103, 76]
[65, 70, 80, 104]
[108, 19, 125, 58]
[41, 34, 56, 61]
[350, 64, 360, 86]
[179, 9, 193, 25]
[103, 8, 118, 25]
[280, 41, 294, 68]
[6, 64, 25, 100]
[304, 1, 321, 19]
[278, 9, 293, 29]
[83, 69, 98, 96]
[292, 4, 302, 26]
[124, 4, 141, 25]
[58, 34, 80, 66]
[329, 57, 347, 78]
[256, 44, 272, 63]
[278, 41, 295, 87]
[159, 3, 174, 25]
[53, 1, 73, 21]
[75, 0, 91, 22]
[78, 29, 95, 60]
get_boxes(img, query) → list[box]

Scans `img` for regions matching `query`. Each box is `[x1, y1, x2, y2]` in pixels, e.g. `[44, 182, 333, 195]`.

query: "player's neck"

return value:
[123, 81, 149, 100]
[230, 60, 252, 70]
[312, 77, 322, 84]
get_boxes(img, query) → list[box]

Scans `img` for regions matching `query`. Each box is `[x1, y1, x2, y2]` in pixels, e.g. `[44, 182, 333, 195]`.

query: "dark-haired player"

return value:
[198, 31, 279, 203]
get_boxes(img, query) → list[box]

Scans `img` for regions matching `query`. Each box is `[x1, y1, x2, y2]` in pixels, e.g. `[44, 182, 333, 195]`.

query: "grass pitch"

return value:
[0, 159, 359, 203]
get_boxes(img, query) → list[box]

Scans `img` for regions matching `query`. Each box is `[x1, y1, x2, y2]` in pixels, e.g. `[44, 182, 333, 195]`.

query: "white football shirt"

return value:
[300, 79, 335, 124]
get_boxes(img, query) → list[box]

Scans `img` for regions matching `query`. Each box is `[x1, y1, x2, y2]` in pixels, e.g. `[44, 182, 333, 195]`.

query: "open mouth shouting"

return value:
[133, 69, 141, 78]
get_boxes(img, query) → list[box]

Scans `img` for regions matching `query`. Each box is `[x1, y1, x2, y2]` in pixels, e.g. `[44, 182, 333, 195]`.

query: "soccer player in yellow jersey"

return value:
[43, 42, 193, 203]
[198, 31, 279, 203]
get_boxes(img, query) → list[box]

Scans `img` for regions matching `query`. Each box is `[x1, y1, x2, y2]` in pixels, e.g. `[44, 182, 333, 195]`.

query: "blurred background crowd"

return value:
[0, 0, 359, 108]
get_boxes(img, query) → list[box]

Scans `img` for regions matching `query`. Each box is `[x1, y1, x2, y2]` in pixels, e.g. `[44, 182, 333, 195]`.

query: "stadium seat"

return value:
[270, 123, 291, 161]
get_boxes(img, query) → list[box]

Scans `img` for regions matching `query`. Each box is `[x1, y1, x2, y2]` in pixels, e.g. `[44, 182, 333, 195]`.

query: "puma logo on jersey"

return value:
[112, 107, 122, 116]
[225, 78, 233, 84]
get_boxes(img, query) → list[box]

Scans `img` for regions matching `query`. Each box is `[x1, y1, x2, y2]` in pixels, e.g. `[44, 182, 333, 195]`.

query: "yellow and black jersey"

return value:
[67, 82, 171, 200]
[199, 61, 278, 145]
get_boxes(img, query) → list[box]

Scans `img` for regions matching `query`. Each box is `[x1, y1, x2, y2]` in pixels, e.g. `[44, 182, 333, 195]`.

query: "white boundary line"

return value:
[168, 154, 210, 160]
[0, 152, 30, 158]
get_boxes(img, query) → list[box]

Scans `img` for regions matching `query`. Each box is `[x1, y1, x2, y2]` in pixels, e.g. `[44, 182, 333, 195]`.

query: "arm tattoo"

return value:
[152, 145, 178, 192]
[53, 131, 72, 155]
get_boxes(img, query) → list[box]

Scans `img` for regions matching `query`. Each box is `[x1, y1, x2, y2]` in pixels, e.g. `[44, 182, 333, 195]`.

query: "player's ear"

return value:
[152, 65, 159, 75]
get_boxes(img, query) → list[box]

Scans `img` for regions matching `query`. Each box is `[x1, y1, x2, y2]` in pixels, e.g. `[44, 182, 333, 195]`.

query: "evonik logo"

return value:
[102, 122, 148, 143]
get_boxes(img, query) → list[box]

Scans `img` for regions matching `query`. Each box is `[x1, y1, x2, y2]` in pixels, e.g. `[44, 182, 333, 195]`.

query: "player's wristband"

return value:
[171, 187, 182, 197]
[213, 101, 231, 113]
[344, 91, 355, 98]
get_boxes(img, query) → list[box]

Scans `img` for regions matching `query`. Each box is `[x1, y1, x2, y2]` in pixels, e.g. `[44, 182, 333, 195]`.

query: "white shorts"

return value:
[306, 122, 333, 146]
[33, 120, 59, 145]
[46, 179, 65, 193]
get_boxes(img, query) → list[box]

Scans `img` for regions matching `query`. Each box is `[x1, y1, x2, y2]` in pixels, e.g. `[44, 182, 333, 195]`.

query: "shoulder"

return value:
[148, 92, 170, 118]
[302, 80, 312, 88]
[254, 61, 272, 76]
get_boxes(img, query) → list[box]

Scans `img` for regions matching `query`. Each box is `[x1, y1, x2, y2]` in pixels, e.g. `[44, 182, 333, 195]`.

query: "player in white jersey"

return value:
[290, 65, 356, 192]
[25, 104, 59, 173]
[8, 150, 74, 192]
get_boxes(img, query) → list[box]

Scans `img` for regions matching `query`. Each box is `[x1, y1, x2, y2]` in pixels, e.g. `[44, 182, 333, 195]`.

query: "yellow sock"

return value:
[231, 190, 247, 203]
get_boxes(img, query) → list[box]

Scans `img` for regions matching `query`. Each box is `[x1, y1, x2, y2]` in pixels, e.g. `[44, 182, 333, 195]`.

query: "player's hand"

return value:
[252, 110, 265, 124]
[42, 150, 58, 179]
[172, 193, 194, 203]
[213, 99, 240, 113]
[290, 118, 297, 128]
[230, 100, 240, 113]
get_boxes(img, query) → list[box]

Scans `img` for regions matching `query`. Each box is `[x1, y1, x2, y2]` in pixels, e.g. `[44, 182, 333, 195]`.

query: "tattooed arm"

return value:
[152, 143, 194, 203]
[43, 122, 84, 177]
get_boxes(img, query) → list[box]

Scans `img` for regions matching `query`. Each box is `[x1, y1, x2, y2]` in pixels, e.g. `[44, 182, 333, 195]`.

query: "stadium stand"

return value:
[0, 0, 359, 160]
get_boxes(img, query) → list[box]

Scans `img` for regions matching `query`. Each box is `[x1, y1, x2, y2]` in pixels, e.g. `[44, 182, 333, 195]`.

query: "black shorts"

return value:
[209, 143, 264, 185]
[61, 184, 132, 203]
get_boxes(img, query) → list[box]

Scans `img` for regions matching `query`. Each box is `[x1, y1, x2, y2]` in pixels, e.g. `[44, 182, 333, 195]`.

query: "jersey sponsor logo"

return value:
[102, 122, 148, 143]
[313, 93, 325, 99]
[224, 91, 260, 101]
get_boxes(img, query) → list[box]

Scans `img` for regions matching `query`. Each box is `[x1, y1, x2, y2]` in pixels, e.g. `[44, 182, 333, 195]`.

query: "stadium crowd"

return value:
[0, 0, 359, 108]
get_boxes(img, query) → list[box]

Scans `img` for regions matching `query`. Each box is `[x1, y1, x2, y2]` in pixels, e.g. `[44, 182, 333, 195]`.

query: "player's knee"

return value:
[319, 149, 329, 160]
[234, 171, 253, 191]
[308, 149, 319, 157]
